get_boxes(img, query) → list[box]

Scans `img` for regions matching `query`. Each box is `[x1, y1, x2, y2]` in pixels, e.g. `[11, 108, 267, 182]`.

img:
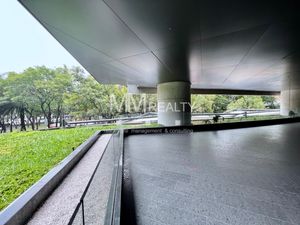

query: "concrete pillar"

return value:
[157, 81, 191, 126]
[280, 77, 300, 116]
[281, 89, 300, 116]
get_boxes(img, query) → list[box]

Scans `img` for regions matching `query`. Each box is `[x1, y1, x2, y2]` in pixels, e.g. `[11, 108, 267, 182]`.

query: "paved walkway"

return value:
[27, 134, 112, 225]
[125, 123, 300, 225]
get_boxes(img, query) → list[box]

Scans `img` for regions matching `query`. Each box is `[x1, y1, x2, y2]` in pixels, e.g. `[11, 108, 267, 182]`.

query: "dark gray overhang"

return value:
[19, 0, 300, 93]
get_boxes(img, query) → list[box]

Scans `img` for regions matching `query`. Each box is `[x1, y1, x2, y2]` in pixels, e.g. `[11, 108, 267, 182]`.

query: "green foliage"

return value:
[261, 96, 279, 109]
[0, 78, 4, 98]
[23, 66, 73, 127]
[191, 95, 272, 112]
[227, 96, 265, 110]
[212, 95, 232, 113]
[0, 126, 115, 210]
[65, 76, 127, 119]
[0, 66, 74, 130]
[1, 66, 138, 131]
[191, 95, 215, 113]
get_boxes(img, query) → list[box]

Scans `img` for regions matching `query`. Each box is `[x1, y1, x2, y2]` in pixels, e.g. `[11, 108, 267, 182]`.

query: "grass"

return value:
[0, 123, 160, 210]
[0, 125, 117, 210]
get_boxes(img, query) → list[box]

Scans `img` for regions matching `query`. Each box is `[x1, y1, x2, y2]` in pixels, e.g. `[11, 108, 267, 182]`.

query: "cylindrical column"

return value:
[157, 81, 191, 126]
[281, 77, 300, 116]
[281, 89, 300, 116]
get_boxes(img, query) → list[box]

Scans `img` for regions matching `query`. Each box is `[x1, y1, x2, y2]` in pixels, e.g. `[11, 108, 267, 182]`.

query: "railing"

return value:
[0, 131, 102, 225]
[104, 130, 123, 225]
[68, 129, 123, 225]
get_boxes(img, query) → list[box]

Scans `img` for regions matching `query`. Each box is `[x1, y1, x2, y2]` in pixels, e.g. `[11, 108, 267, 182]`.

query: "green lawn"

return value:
[0, 125, 116, 210]
[0, 123, 160, 210]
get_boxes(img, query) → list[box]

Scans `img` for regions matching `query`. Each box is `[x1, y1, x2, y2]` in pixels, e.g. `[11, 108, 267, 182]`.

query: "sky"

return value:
[0, 0, 85, 75]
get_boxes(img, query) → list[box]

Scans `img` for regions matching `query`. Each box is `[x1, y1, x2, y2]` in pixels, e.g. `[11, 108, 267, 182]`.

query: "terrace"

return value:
[1, 0, 300, 224]
[1, 118, 299, 225]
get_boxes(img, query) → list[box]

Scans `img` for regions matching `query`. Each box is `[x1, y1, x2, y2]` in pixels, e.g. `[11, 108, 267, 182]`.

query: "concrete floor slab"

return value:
[124, 123, 300, 225]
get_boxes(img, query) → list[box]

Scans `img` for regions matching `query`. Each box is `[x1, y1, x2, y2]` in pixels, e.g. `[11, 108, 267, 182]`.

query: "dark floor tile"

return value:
[136, 197, 207, 225]
[282, 206, 300, 224]
[125, 123, 300, 225]
[215, 191, 290, 222]
[160, 170, 191, 183]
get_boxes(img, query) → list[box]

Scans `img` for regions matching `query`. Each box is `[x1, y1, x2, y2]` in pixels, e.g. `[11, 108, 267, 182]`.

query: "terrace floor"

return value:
[124, 123, 300, 225]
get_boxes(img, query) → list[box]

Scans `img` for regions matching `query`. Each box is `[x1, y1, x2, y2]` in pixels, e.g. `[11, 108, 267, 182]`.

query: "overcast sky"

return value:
[0, 0, 84, 74]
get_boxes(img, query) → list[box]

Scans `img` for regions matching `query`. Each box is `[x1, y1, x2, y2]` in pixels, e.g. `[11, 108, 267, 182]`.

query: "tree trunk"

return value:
[20, 108, 26, 131]
[55, 116, 59, 128]
[60, 110, 64, 128]
[36, 117, 39, 130]
[10, 113, 13, 132]
[41, 102, 52, 128]
[47, 104, 52, 128]
[25, 110, 35, 131]
[42, 104, 52, 128]
[0, 120, 6, 133]
[31, 117, 35, 130]
[47, 114, 51, 128]
[55, 104, 62, 128]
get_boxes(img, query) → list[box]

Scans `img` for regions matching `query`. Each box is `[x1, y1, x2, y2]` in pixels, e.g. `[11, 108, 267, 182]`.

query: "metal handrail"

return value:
[104, 130, 123, 225]
[0, 130, 101, 225]
[68, 129, 123, 225]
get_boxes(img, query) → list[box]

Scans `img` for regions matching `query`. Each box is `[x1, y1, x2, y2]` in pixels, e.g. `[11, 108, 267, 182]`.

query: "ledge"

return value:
[124, 117, 300, 136]
[0, 130, 103, 225]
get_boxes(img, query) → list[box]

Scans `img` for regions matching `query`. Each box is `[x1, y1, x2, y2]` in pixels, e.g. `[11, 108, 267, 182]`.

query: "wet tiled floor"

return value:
[124, 123, 300, 225]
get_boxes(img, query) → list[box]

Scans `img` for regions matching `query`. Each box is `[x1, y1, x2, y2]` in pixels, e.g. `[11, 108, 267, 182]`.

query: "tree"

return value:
[1, 72, 36, 131]
[52, 67, 72, 127]
[1, 66, 132, 131]
[0, 99, 27, 131]
[227, 96, 265, 111]
[191, 95, 215, 113]
[0, 78, 7, 132]
[23, 66, 72, 128]
[0, 78, 4, 97]
[212, 95, 231, 113]
[261, 96, 279, 109]
[66, 75, 127, 119]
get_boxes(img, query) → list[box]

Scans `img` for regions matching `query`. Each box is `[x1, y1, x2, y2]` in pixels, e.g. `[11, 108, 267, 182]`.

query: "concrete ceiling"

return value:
[19, 0, 300, 93]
